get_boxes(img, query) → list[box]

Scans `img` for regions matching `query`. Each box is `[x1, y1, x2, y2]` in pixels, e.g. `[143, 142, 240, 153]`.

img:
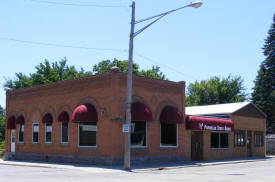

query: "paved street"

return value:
[1, 158, 275, 182]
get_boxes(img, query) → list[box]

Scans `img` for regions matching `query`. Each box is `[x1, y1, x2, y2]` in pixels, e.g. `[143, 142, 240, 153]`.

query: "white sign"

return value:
[198, 123, 232, 132]
[122, 124, 130, 133]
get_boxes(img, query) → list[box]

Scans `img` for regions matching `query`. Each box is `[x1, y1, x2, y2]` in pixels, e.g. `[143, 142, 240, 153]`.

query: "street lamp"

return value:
[124, 1, 203, 170]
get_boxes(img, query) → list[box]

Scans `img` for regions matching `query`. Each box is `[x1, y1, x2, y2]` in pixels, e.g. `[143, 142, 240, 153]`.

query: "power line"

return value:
[0, 37, 198, 80]
[134, 52, 199, 80]
[0, 37, 128, 52]
[29, 0, 127, 8]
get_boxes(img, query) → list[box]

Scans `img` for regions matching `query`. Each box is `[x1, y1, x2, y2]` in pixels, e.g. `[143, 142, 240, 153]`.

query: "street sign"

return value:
[122, 124, 130, 133]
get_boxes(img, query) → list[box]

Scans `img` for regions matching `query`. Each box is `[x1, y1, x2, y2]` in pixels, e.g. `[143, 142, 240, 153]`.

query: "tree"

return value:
[93, 58, 166, 80]
[252, 14, 275, 132]
[92, 58, 140, 75]
[4, 58, 91, 90]
[139, 65, 166, 80]
[5, 58, 166, 90]
[0, 105, 5, 141]
[186, 75, 247, 106]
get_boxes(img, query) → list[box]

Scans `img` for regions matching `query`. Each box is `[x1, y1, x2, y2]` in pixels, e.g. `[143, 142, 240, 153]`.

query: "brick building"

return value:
[4, 69, 266, 165]
[5, 69, 187, 164]
[186, 102, 266, 161]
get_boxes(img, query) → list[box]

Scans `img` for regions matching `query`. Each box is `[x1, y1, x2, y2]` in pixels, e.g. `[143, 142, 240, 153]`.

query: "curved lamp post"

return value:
[124, 1, 203, 170]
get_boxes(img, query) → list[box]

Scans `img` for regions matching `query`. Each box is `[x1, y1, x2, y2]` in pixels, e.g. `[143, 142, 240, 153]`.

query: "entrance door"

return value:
[11, 129, 16, 153]
[247, 131, 252, 157]
[191, 131, 203, 161]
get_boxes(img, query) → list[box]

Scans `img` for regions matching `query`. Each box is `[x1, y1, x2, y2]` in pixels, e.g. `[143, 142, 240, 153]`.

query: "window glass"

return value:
[211, 133, 219, 148]
[161, 123, 177, 146]
[234, 131, 245, 147]
[220, 133, 229, 148]
[254, 132, 263, 146]
[45, 123, 52, 143]
[131, 121, 146, 147]
[18, 124, 24, 143]
[79, 122, 97, 147]
[234, 133, 238, 146]
[211, 133, 229, 148]
[11, 131, 15, 142]
[61, 122, 69, 143]
[240, 134, 244, 146]
[32, 123, 39, 143]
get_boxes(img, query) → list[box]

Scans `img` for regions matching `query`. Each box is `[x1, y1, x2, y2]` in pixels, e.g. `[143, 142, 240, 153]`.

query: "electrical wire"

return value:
[29, 0, 127, 8]
[0, 37, 128, 52]
[0, 38, 197, 80]
[134, 52, 199, 80]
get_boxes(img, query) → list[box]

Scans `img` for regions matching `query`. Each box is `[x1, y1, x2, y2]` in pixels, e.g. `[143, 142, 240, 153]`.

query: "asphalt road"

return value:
[1, 159, 275, 182]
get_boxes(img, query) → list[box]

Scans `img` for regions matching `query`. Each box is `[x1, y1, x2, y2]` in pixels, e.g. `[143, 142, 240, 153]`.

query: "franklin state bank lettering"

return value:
[198, 123, 231, 131]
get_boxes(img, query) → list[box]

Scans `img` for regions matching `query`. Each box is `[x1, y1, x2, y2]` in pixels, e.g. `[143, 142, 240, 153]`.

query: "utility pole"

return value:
[124, 1, 135, 170]
[123, 1, 202, 170]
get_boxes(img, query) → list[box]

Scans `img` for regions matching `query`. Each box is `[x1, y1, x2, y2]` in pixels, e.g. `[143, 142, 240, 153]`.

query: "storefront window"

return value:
[32, 123, 39, 143]
[254, 132, 263, 147]
[234, 131, 245, 147]
[79, 122, 97, 147]
[220, 133, 228, 148]
[61, 122, 69, 143]
[18, 124, 24, 143]
[160, 123, 177, 147]
[131, 121, 146, 147]
[45, 123, 52, 143]
[211, 133, 228, 148]
[211, 133, 219, 148]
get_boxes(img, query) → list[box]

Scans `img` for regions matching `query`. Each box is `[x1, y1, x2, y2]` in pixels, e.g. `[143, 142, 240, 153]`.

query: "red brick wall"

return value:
[5, 71, 187, 159]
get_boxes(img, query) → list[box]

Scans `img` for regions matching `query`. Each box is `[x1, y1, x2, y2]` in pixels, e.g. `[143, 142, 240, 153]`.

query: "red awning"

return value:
[58, 111, 69, 122]
[131, 102, 153, 121]
[159, 106, 184, 123]
[42, 113, 53, 123]
[7, 116, 16, 129]
[186, 116, 234, 132]
[16, 115, 25, 125]
[71, 104, 98, 122]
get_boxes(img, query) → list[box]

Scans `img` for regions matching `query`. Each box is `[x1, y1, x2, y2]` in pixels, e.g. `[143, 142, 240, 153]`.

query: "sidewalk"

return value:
[0, 158, 123, 173]
[133, 156, 275, 172]
[1, 156, 275, 172]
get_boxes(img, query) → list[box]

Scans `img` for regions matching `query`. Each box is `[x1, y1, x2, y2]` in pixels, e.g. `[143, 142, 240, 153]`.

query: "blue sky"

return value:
[0, 0, 274, 108]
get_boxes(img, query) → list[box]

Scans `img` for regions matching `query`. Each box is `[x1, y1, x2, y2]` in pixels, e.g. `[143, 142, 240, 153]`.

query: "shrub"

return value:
[0, 140, 5, 158]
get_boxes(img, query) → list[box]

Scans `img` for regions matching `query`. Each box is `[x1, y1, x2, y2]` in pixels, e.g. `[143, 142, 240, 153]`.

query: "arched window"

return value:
[16, 115, 25, 143]
[130, 102, 153, 147]
[72, 104, 98, 147]
[42, 113, 53, 144]
[7, 116, 16, 130]
[159, 106, 183, 147]
[58, 111, 69, 143]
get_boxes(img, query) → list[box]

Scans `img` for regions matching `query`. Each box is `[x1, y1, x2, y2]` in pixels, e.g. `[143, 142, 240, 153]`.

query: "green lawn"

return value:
[0, 140, 5, 158]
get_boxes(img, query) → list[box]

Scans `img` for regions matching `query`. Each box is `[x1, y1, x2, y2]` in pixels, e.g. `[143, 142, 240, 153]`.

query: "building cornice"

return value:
[6, 71, 185, 98]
